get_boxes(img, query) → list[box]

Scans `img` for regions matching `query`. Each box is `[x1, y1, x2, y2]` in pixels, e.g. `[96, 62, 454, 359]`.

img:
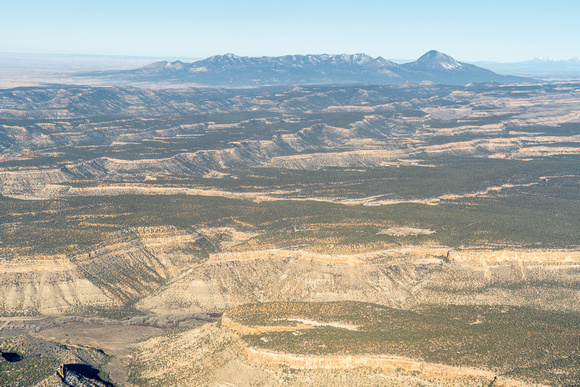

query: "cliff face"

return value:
[3, 83, 580, 199]
[138, 247, 580, 315]
[0, 258, 114, 315]
[137, 251, 435, 314]
[447, 249, 580, 264]
[0, 334, 111, 387]
[0, 226, 209, 316]
[241, 346, 531, 387]
[2, 223, 579, 317]
[1, 122, 354, 198]
[127, 315, 550, 387]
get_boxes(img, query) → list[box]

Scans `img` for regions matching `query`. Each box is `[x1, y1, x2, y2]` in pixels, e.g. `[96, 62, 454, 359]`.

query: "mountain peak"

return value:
[422, 50, 447, 57]
[205, 53, 244, 63]
[222, 53, 241, 59]
[369, 56, 398, 68]
[141, 60, 188, 72]
[406, 50, 463, 71]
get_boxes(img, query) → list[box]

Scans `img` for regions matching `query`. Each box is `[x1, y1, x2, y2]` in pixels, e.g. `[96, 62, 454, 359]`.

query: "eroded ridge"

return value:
[220, 302, 564, 387]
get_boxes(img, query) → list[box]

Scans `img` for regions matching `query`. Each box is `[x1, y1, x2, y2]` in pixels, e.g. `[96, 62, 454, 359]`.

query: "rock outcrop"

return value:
[0, 226, 210, 316]
[138, 247, 580, 314]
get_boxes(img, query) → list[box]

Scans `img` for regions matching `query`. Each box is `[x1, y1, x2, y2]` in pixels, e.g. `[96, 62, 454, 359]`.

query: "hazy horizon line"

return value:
[2, 50, 579, 64]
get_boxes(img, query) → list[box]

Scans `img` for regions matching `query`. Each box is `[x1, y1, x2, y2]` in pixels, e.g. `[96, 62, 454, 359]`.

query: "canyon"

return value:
[0, 80, 578, 386]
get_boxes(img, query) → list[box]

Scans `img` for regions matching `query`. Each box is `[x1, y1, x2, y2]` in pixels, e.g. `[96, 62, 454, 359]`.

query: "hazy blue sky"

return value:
[1, 0, 578, 62]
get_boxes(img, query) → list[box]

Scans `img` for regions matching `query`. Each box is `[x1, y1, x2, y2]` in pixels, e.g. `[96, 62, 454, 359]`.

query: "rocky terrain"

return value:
[0, 333, 113, 386]
[136, 246, 580, 315]
[128, 321, 499, 387]
[0, 80, 579, 385]
[0, 226, 215, 316]
[1, 82, 580, 199]
[127, 301, 579, 386]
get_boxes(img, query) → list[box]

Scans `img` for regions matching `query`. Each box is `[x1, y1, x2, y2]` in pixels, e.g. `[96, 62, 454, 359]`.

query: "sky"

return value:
[1, 0, 579, 62]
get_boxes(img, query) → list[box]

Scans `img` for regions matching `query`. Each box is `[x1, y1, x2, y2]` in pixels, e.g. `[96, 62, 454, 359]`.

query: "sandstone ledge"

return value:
[448, 249, 580, 264]
[241, 344, 542, 387]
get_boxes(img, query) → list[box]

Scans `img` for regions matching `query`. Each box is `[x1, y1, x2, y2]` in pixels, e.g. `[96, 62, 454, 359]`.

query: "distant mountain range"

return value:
[474, 57, 580, 79]
[81, 50, 532, 87]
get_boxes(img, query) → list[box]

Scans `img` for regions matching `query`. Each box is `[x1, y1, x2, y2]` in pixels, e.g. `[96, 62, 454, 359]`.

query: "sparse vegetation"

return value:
[0, 334, 112, 386]
[1, 81, 580, 386]
[233, 301, 580, 386]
